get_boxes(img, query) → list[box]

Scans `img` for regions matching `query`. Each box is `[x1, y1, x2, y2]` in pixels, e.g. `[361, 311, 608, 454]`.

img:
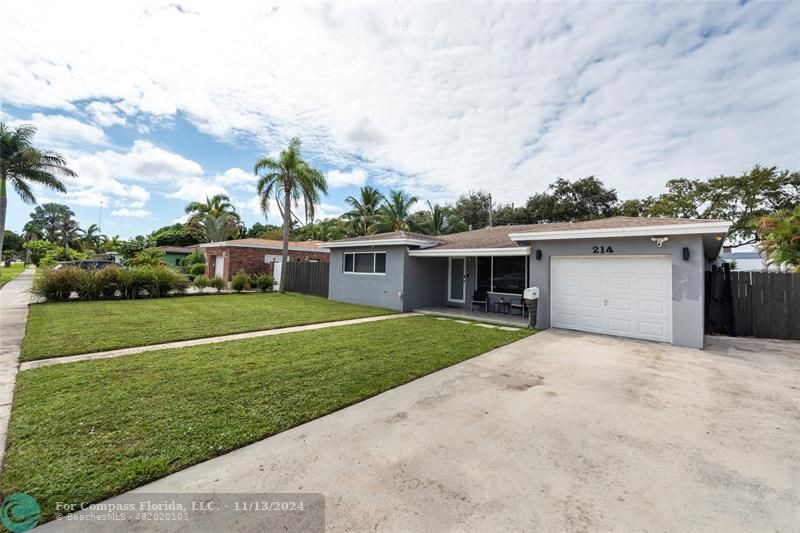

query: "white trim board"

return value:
[409, 246, 530, 257]
[200, 242, 330, 253]
[509, 221, 731, 242]
[320, 238, 436, 248]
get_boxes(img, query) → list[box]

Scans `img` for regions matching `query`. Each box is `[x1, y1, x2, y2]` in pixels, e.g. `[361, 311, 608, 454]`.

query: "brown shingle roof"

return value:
[323, 216, 726, 251]
[202, 238, 327, 250]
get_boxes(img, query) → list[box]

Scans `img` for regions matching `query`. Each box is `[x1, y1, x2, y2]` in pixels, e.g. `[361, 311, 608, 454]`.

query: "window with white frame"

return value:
[343, 252, 386, 274]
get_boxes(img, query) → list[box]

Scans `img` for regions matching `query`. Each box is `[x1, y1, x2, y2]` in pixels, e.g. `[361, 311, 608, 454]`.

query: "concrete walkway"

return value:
[0, 266, 35, 473]
[21, 312, 418, 371]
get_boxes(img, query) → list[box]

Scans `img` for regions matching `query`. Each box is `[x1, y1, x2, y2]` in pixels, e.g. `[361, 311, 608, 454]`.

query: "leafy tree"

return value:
[618, 198, 654, 217]
[757, 207, 800, 270]
[254, 137, 328, 292]
[55, 211, 81, 250]
[245, 222, 283, 239]
[148, 223, 199, 247]
[120, 235, 148, 259]
[125, 247, 167, 267]
[648, 166, 799, 245]
[0, 123, 76, 266]
[454, 190, 492, 230]
[2, 230, 23, 252]
[23, 240, 57, 266]
[344, 186, 385, 236]
[526, 177, 619, 223]
[492, 203, 530, 225]
[374, 190, 418, 232]
[411, 202, 468, 236]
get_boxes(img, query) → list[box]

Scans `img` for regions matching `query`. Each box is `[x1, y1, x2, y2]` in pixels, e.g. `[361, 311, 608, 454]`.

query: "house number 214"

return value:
[592, 246, 614, 254]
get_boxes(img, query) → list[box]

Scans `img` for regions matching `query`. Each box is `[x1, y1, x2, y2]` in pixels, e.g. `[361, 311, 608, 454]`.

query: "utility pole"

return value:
[488, 193, 492, 228]
[99, 201, 103, 231]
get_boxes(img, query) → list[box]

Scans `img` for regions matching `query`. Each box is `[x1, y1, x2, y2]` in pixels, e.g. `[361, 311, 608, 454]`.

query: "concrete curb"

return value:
[20, 313, 419, 371]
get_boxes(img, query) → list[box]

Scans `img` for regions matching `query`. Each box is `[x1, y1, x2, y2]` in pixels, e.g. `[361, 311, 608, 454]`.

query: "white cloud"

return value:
[166, 178, 229, 202]
[7, 113, 108, 147]
[214, 167, 257, 190]
[111, 208, 151, 218]
[326, 168, 368, 188]
[85, 101, 127, 127]
[1, 1, 797, 204]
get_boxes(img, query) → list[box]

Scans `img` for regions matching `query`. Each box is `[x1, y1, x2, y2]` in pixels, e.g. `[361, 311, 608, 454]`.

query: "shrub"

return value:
[189, 263, 206, 276]
[95, 267, 123, 298]
[32, 267, 80, 301]
[119, 266, 189, 299]
[193, 274, 209, 292]
[231, 269, 250, 293]
[183, 251, 206, 267]
[256, 274, 274, 292]
[209, 276, 225, 293]
[126, 248, 167, 268]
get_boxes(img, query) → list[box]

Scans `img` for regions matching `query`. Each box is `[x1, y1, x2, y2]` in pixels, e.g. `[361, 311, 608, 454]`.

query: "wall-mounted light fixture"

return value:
[682, 247, 690, 261]
[535, 250, 542, 261]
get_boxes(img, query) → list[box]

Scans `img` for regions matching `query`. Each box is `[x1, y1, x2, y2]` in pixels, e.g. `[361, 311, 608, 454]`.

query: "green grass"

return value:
[0, 263, 26, 288]
[1, 316, 532, 520]
[21, 293, 395, 361]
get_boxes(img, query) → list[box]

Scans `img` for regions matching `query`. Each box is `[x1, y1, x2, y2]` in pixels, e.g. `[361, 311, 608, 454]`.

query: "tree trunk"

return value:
[0, 178, 6, 272]
[280, 185, 291, 293]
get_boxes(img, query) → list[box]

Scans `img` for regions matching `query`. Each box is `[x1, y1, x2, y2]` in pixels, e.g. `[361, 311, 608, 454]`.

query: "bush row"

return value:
[33, 266, 191, 301]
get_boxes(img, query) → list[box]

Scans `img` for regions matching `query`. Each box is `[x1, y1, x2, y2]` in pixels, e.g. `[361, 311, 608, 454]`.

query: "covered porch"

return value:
[408, 245, 531, 316]
[414, 306, 529, 328]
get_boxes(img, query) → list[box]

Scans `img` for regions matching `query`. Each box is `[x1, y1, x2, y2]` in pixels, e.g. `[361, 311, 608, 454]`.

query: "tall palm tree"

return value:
[254, 137, 328, 292]
[377, 189, 418, 232]
[345, 186, 384, 236]
[413, 201, 468, 236]
[185, 194, 240, 227]
[29, 202, 72, 242]
[57, 212, 81, 250]
[102, 235, 123, 252]
[0, 123, 76, 262]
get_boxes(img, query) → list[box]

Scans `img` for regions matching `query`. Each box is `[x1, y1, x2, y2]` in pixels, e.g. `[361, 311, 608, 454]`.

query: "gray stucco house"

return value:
[319, 216, 731, 348]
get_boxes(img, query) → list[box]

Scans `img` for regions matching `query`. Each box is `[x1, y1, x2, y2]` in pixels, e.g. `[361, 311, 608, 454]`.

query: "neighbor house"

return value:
[155, 245, 203, 267]
[200, 238, 329, 283]
[320, 216, 731, 349]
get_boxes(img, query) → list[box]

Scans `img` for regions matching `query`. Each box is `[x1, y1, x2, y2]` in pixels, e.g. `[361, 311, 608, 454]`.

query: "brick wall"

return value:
[204, 246, 329, 282]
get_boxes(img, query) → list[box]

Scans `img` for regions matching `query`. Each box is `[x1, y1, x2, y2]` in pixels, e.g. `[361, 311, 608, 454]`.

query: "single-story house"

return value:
[319, 216, 731, 349]
[155, 245, 203, 267]
[200, 238, 329, 283]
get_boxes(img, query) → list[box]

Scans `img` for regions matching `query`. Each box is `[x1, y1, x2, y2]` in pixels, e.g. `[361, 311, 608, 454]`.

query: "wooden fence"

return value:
[705, 266, 800, 340]
[283, 261, 330, 298]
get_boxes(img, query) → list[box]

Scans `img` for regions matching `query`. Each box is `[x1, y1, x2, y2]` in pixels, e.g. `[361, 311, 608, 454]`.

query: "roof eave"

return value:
[509, 221, 732, 242]
[408, 246, 531, 257]
[319, 238, 436, 249]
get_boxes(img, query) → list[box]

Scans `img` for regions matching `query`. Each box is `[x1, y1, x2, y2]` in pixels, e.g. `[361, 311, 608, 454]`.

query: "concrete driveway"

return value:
[47, 329, 799, 532]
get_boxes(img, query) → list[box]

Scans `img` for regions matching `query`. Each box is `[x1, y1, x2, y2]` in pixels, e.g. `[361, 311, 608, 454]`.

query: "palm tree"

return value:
[57, 212, 81, 250]
[191, 213, 240, 243]
[29, 202, 72, 242]
[185, 194, 240, 227]
[0, 123, 76, 263]
[412, 201, 468, 236]
[377, 189, 418, 232]
[254, 137, 328, 292]
[344, 186, 384, 236]
[102, 235, 123, 252]
[79, 223, 107, 251]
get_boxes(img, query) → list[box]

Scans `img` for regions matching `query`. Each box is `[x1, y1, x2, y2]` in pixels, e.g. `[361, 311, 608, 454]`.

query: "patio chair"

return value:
[471, 291, 488, 312]
[510, 297, 526, 317]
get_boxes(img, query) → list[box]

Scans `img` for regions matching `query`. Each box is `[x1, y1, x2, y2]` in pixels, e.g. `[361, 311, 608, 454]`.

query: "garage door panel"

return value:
[551, 256, 672, 343]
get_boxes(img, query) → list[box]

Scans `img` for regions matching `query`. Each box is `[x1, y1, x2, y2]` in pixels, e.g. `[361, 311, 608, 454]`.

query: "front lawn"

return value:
[21, 292, 394, 361]
[0, 263, 26, 288]
[2, 316, 531, 521]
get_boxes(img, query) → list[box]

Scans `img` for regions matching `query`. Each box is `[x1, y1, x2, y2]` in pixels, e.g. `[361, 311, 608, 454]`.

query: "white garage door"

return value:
[550, 256, 672, 343]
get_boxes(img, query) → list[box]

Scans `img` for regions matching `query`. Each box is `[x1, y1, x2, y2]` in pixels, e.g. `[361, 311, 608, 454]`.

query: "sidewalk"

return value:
[0, 266, 35, 473]
[21, 312, 418, 370]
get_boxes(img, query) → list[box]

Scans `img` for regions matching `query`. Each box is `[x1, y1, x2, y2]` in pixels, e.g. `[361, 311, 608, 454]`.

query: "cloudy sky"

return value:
[2, 1, 798, 238]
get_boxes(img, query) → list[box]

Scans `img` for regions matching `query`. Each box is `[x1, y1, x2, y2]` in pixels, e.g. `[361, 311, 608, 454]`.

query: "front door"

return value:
[448, 257, 466, 303]
[214, 255, 225, 280]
